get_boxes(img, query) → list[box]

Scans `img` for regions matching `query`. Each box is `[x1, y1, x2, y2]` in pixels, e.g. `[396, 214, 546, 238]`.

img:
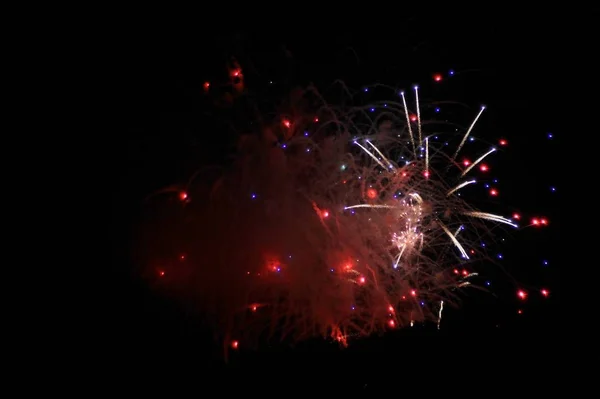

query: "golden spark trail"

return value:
[400, 91, 416, 154]
[447, 180, 477, 196]
[394, 246, 406, 268]
[453, 106, 486, 160]
[425, 136, 429, 173]
[414, 86, 422, 145]
[354, 141, 387, 169]
[461, 148, 497, 177]
[463, 211, 519, 228]
[344, 204, 396, 210]
[366, 140, 395, 170]
[439, 221, 469, 259]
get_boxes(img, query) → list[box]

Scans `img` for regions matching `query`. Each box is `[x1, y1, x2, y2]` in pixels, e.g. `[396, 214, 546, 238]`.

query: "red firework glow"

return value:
[140, 81, 545, 356]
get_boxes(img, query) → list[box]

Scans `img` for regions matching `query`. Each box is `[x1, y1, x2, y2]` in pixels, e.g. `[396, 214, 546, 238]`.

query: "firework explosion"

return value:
[141, 82, 521, 353]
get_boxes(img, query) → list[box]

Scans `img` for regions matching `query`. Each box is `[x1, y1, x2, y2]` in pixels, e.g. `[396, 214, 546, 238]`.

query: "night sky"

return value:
[111, 16, 561, 390]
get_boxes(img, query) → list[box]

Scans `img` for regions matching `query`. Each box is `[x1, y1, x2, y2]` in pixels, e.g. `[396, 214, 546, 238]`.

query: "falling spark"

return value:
[439, 221, 469, 259]
[453, 225, 463, 237]
[414, 86, 422, 145]
[400, 91, 416, 154]
[461, 148, 497, 177]
[447, 180, 477, 196]
[354, 141, 387, 169]
[366, 140, 395, 170]
[344, 204, 395, 210]
[437, 300, 444, 330]
[453, 106, 486, 160]
[425, 136, 429, 173]
[463, 211, 519, 228]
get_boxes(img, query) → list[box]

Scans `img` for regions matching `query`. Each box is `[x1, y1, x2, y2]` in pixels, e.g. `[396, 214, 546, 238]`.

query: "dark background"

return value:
[111, 14, 561, 389]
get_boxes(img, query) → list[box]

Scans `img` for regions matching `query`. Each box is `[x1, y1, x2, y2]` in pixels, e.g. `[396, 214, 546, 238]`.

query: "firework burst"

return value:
[140, 82, 519, 354]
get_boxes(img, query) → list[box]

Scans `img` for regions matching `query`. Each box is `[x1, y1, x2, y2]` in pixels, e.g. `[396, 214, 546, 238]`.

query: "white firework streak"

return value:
[453, 106, 486, 160]
[414, 85, 422, 145]
[463, 211, 519, 228]
[400, 91, 416, 154]
[353, 141, 387, 169]
[447, 180, 477, 196]
[366, 140, 395, 170]
[439, 221, 469, 259]
[461, 147, 496, 177]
